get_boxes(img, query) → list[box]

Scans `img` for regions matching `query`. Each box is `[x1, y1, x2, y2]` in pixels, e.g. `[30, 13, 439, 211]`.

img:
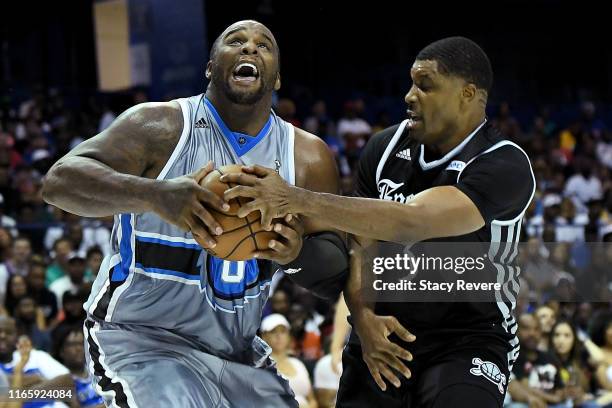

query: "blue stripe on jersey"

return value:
[135, 263, 200, 280]
[112, 214, 133, 282]
[135, 235, 201, 249]
[204, 97, 272, 157]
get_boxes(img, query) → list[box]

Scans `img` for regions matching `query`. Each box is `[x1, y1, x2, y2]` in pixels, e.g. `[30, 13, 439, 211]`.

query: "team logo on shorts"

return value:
[469, 357, 506, 394]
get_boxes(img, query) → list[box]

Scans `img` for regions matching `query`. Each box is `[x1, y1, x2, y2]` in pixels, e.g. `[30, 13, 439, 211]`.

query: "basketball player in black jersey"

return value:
[223, 37, 536, 407]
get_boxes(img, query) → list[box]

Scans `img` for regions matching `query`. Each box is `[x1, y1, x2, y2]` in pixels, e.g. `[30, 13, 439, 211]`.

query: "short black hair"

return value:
[416, 36, 493, 93]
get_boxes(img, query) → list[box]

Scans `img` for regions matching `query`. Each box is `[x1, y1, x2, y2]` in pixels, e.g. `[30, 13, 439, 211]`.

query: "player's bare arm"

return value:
[41, 102, 229, 248]
[223, 170, 484, 244]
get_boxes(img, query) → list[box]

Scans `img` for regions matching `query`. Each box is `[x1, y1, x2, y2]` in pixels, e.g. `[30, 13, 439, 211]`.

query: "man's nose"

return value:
[405, 85, 417, 105]
[241, 40, 258, 55]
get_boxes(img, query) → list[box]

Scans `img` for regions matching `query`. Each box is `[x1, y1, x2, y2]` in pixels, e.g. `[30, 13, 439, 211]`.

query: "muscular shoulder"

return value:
[66, 101, 184, 177]
[293, 127, 338, 193]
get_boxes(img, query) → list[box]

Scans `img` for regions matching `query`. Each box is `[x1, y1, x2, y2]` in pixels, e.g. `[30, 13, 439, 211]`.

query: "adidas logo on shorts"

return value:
[195, 117, 209, 128]
[396, 149, 411, 161]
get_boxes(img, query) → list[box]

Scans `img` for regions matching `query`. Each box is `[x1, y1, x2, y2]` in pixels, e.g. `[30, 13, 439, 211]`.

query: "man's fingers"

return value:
[224, 185, 258, 202]
[267, 239, 288, 253]
[388, 343, 413, 362]
[273, 223, 299, 241]
[191, 161, 215, 183]
[378, 364, 401, 388]
[197, 188, 229, 212]
[260, 210, 274, 231]
[219, 172, 259, 186]
[364, 360, 387, 391]
[284, 214, 305, 235]
[186, 218, 217, 248]
[242, 164, 272, 177]
[193, 202, 223, 236]
[381, 352, 411, 380]
[236, 200, 262, 218]
[252, 250, 277, 261]
[387, 317, 416, 343]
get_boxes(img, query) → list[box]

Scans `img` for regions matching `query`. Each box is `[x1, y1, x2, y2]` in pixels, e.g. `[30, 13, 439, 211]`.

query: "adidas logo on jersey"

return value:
[396, 149, 411, 161]
[195, 117, 209, 128]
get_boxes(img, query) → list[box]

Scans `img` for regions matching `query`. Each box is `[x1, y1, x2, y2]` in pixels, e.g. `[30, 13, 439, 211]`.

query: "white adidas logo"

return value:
[396, 149, 411, 161]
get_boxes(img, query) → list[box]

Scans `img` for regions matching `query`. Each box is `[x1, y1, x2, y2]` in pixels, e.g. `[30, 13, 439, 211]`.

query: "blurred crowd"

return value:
[1, 87, 612, 407]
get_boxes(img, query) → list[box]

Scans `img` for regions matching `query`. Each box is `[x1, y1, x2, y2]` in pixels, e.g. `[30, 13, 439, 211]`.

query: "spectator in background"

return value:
[0, 228, 12, 262]
[51, 290, 86, 351]
[276, 98, 301, 128]
[565, 157, 603, 213]
[270, 288, 291, 317]
[591, 315, 612, 393]
[555, 198, 588, 242]
[0, 195, 17, 237]
[4, 236, 32, 277]
[49, 254, 88, 310]
[85, 246, 104, 278]
[45, 237, 72, 287]
[4, 275, 28, 317]
[507, 314, 565, 407]
[536, 305, 557, 352]
[260, 314, 318, 408]
[314, 353, 342, 408]
[25, 258, 57, 324]
[304, 100, 334, 138]
[492, 101, 522, 142]
[13, 296, 51, 352]
[549, 320, 600, 408]
[596, 131, 612, 170]
[0, 316, 69, 392]
[337, 100, 371, 171]
[44, 212, 111, 258]
[56, 328, 105, 408]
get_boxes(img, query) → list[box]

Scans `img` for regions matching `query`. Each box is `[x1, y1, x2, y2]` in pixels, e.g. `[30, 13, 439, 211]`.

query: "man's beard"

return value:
[212, 72, 270, 105]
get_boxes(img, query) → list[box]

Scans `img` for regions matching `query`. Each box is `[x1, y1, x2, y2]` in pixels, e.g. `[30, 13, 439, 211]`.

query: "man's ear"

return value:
[274, 73, 281, 91]
[205, 61, 212, 80]
[462, 83, 477, 102]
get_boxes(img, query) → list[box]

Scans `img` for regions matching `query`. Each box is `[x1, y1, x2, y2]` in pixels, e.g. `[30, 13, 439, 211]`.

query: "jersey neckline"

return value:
[204, 97, 273, 157]
[418, 119, 487, 170]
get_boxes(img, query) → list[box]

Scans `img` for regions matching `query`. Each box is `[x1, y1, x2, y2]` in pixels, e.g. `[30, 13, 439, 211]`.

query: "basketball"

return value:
[199, 164, 279, 261]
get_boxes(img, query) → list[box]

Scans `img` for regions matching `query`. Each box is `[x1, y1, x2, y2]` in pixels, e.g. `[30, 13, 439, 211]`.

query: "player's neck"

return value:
[205, 90, 272, 137]
[433, 113, 486, 155]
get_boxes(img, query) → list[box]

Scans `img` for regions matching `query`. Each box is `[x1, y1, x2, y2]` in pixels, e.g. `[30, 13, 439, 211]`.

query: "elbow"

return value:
[41, 163, 65, 205]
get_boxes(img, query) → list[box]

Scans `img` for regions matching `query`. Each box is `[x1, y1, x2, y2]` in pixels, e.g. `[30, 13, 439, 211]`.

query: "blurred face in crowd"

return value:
[518, 314, 541, 352]
[552, 322, 575, 357]
[206, 20, 280, 105]
[15, 297, 36, 323]
[67, 259, 86, 283]
[12, 238, 32, 264]
[54, 239, 72, 264]
[27, 265, 46, 291]
[60, 330, 85, 371]
[536, 306, 556, 334]
[404, 59, 481, 148]
[0, 318, 17, 362]
[551, 244, 569, 267]
[0, 228, 12, 251]
[68, 224, 83, 246]
[64, 298, 85, 320]
[10, 275, 28, 298]
[271, 290, 289, 315]
[87, 252, 104, 276]
[262, 325, 290, 354]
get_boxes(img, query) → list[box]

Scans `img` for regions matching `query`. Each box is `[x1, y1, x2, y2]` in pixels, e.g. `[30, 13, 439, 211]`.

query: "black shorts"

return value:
[336, 333, 511, 408]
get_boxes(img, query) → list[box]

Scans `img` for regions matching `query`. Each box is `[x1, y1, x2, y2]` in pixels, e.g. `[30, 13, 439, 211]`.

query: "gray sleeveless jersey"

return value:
[84, 94, 296, 363]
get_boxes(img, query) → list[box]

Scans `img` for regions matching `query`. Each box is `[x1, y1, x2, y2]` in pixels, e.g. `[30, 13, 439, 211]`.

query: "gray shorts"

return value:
[83, 318, 297, 408]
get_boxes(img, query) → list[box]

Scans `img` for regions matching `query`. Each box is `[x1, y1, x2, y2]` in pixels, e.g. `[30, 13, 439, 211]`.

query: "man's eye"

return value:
[229, 39, 243, 46]
[258, 43, 270, 50]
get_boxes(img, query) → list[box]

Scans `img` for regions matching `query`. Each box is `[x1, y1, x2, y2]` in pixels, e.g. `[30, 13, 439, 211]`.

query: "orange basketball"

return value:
[199, 164, 278, 261]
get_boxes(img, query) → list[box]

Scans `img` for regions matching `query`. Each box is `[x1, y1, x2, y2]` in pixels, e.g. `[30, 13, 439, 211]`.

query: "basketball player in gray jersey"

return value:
[42, 20, 349, 407]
